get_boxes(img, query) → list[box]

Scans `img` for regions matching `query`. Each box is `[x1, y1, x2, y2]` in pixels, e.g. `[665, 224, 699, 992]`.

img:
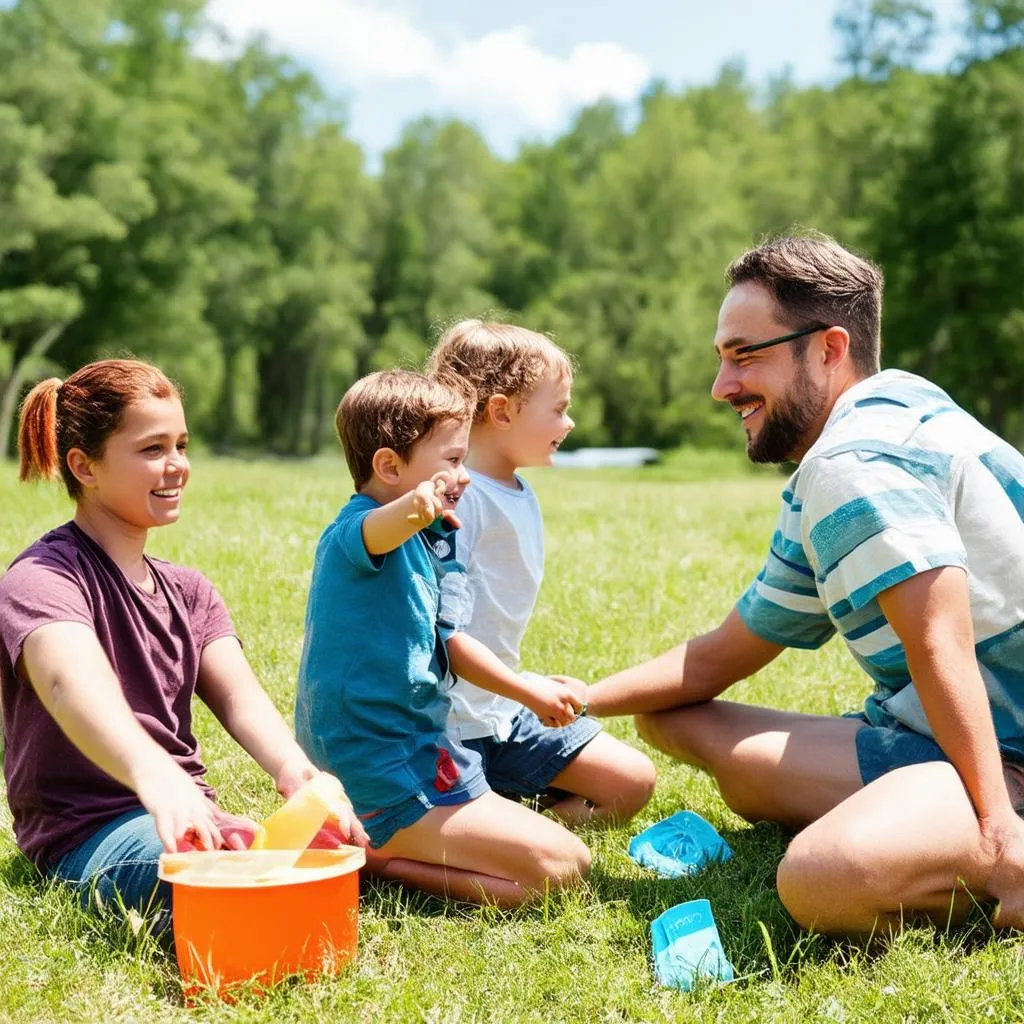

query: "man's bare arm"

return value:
[586, 608, 784, 717]
[877, 566, 1015, 824]
[877, 565, 1024, 927]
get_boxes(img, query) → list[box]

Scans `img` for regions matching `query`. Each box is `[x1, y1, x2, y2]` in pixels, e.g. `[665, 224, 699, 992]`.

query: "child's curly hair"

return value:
[427, 320, 573, 424]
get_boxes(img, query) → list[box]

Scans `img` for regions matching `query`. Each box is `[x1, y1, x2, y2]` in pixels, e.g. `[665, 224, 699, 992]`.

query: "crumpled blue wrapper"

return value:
[628, 810, 733, 878]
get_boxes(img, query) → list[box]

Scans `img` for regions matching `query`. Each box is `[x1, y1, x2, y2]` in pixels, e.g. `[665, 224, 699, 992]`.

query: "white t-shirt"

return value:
[443, 469, 545, 741]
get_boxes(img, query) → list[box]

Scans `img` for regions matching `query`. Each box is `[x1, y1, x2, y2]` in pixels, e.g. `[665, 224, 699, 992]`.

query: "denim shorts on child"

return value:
[463, 707, 601, 797]
[851, 713, 1024, 812]
[357, 736, 490, 849]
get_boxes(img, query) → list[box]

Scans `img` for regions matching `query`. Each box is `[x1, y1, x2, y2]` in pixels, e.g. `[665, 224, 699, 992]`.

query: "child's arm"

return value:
[446, 631, 583, 727]
[362, 471, 461, 556]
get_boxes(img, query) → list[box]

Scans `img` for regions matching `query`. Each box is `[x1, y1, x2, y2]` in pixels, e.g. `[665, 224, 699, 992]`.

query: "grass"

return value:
[2, 450, 1024, 1022]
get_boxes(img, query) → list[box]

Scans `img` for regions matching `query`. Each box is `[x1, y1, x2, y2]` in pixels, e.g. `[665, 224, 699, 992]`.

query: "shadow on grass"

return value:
[0, 848, 44, 889]
[588, 818, 1009, 988]
[583, 820, 817, 981]
[0, 856, 186, 1012]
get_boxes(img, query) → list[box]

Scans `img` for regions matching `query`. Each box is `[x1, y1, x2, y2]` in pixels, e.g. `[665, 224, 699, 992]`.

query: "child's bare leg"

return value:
[365, 856, 527, 905]
[545, 733, 656, 826]
[365, 791, 590, 907]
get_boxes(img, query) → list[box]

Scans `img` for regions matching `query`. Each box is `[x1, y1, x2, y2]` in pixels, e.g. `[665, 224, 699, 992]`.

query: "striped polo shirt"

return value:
[738, 369, 1024, 759]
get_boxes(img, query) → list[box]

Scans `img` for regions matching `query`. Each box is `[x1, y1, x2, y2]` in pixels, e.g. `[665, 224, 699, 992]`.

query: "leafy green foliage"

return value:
[0, 0, 1022, 454]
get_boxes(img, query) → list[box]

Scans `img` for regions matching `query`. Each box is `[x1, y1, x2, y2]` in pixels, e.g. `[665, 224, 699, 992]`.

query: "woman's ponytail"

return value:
[18, 378, 62, 483]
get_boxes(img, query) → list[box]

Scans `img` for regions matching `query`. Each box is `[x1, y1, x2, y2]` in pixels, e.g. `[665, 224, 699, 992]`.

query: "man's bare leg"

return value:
[635, 700, 864, 829]
[777, 759, 1014, 935]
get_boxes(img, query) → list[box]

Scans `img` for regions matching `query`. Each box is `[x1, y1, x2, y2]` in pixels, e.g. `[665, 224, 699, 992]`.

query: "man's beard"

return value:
[744, 361, 827, 464]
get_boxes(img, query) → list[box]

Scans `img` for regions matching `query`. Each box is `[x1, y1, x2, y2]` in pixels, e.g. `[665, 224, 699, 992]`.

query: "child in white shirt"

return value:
[429, 320, 656, 823]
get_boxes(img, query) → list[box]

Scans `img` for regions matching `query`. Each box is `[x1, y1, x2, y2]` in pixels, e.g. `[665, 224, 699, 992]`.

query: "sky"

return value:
[203, 0, 969, 165]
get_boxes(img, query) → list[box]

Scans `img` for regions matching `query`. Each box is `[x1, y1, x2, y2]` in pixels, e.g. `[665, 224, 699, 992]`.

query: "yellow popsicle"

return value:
[251, 774, 346, 851]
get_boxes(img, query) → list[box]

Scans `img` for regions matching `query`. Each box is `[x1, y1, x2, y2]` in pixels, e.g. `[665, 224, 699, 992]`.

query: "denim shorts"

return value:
[852, 713, 1024, 812]
[357, 735, 491, 849]
[49, 807, 171, 935]
[463, 708, 602, 797]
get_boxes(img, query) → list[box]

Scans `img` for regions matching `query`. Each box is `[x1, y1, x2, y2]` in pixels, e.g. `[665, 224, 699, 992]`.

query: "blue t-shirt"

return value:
[738, 370, 1024, 758]
[295, 493, 482, 813]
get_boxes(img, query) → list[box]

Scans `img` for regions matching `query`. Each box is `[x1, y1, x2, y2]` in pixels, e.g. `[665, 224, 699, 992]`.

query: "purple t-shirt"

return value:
[0, 522, 236, 867]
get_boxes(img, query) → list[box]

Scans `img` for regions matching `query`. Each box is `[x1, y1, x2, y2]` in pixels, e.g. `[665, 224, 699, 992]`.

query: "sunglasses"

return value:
[733, 323, 830, 356]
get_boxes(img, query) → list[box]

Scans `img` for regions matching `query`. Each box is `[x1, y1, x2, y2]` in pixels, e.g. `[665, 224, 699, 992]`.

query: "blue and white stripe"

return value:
[738, 369, 1024, 758]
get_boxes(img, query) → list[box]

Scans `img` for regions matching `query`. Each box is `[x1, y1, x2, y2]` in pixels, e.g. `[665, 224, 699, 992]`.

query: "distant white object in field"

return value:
[552, 447, 659, 468]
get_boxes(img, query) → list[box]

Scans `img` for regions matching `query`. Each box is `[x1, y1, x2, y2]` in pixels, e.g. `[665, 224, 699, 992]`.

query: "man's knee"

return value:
[776, 820, 884, 932]
[635, 704, 715, 767]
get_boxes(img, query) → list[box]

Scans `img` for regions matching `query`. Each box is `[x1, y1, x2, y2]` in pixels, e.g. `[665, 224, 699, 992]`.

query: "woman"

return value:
[0, 358, 366, 928]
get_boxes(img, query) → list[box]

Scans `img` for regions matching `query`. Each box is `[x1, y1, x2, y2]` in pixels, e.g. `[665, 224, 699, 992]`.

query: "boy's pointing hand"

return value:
[407, 471, 461, 530]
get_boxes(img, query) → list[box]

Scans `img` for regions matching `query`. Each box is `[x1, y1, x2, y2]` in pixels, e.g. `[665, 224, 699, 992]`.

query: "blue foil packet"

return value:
[628, 810, 733, 878]
[651, 898, 735, 991]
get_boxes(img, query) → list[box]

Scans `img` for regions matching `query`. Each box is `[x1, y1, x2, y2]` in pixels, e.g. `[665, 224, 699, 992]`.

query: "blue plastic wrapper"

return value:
[628, 810, 733, 878]
[651, 898, 735, 991]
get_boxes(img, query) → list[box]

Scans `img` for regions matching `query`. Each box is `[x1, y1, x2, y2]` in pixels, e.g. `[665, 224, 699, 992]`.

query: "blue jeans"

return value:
[49, 807, 171, 935]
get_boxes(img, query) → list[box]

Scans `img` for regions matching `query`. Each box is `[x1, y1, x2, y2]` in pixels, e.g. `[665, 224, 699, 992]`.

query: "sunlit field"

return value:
[2, 452, 1022, 1023]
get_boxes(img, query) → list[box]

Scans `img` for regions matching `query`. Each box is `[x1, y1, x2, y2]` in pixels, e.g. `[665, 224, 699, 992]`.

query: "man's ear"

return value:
[486, 394, 513, 430]
[821, 326, 851, 372]
[371, 447, 403, 485]
[66, 448, 98, 491]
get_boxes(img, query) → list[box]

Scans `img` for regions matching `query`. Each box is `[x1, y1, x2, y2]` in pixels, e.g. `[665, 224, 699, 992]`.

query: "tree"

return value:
[367, 118, 499, 372]
[876, 45, 1024, 439]
[834, 0, 936, 79]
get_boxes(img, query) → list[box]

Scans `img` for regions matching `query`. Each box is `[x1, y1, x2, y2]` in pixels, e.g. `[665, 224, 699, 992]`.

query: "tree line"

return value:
[1, 0, 1022, 456]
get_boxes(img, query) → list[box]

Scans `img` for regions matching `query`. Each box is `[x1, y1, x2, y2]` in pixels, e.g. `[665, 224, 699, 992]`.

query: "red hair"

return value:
[19, 359, 179, 498]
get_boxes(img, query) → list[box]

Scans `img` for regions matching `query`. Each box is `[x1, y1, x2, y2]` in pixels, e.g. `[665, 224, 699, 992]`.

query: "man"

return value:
[587, 233, 1024, 935]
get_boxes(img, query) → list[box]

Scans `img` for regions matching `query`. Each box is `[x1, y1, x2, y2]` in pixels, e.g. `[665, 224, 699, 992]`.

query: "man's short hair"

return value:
[427, 319, 573, 423]
[336, 370, 475, 490]
[726, 233, 884, 376]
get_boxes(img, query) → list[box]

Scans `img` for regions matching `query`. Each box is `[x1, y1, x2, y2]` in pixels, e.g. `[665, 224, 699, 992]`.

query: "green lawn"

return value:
[1, 453, 1023, 1023]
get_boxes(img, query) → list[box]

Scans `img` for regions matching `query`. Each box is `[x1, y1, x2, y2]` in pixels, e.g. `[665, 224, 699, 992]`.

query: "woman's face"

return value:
[79, 396, 191, 530]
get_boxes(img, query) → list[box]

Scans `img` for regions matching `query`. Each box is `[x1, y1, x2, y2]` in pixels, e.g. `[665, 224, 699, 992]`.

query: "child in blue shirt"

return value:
[428, 321, 656, 823]
[296, 369, 592, 906]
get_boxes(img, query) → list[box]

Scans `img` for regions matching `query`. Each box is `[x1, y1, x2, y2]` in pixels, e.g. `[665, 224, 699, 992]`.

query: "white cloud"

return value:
[432, 28, 649, 130]
[203, 0, 650, 132]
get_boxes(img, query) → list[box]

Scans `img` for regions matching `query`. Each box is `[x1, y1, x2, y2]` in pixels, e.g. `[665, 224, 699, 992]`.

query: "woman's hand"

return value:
[134, 761, 224, 853]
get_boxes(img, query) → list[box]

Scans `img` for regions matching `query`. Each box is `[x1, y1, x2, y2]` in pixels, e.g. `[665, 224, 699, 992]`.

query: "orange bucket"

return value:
[158, 846, 364, 998]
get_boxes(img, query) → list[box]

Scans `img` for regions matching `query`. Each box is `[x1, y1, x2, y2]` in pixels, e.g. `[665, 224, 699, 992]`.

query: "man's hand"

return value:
[550, 674, 589, 713]
[981, 813, 1024, 929]
[407, 471, 461, 530]
[528, 677, 585, 728]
